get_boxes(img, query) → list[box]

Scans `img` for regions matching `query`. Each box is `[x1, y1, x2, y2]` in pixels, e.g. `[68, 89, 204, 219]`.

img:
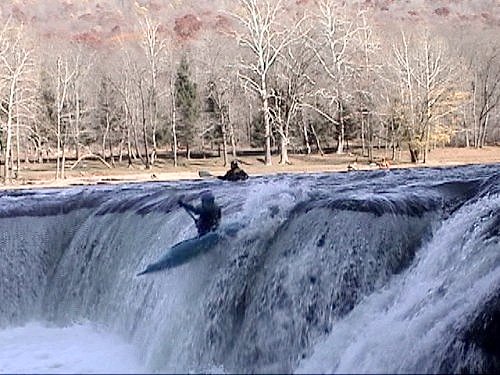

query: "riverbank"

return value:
[1, 146, 499, 190]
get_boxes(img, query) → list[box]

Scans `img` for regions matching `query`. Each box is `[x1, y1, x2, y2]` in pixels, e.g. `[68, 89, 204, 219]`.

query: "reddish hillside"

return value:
[0, 0, 498, 48]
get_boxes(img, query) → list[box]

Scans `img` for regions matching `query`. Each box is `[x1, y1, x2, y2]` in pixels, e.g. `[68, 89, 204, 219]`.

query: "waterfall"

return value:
[297, 192, 500, 374]
[0, 164, 498, 373]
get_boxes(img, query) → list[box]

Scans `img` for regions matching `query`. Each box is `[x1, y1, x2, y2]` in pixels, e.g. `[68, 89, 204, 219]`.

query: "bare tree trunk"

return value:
[119, 136, 124, 163]
[391, 118, 396, 161]
[228, 105, 237, 159]
[262, 83, 272, 165]
[54, 56, 74, 180]
[149, 93, 157, 167]
[310, 124, 324, 156]
[3, 81, 15, 183]
[132, 107, 143, 163]
[61, 142, 66, 179]
[36, 131, 43, 164]
[140, 87, 151, 168]
[15, 94, 20, 177]
[102, 110, 111, 160]
[361, 114, 366, 157]
[423, 122, 431, 163]
[423, 39, 432, 164]
[74, 89, 81, 160]
[303, 120, 311, 154]
[472, 79, 479, 147]
[59, 121, 68, 179]
[56, 111, 61, 179]
[171, 79, 178, 167]
[109, 141, 115, 167]
[150, 96, 157, 167]
[247, 103, 252, 143]
[462, 103, 470, 148]
[126, 123, 133, 167]
[336, 101, 345, 154]
[220, 111, 228, 167]
[480, 112, 490, 147]
[279, 136, 289, 164]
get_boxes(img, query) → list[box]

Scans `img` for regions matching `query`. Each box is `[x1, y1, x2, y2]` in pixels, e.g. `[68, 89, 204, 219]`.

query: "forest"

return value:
[0, 0, 499, 183]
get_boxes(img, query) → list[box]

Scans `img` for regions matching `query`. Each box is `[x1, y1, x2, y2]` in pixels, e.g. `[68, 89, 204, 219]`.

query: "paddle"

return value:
[183, 207, 197, 221]
[178, 200, 197, 221]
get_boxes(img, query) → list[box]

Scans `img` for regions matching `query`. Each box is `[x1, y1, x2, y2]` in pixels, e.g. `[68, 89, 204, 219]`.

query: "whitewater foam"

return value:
[0, 322, 145, 374]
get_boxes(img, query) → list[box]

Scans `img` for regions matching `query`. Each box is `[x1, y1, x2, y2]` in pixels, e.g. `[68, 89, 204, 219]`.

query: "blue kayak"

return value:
[136, 232, 221, 276]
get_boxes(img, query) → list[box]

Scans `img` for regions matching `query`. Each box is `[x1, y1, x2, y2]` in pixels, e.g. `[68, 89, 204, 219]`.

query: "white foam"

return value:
[296, 194, 500, 373]
[0, 322, 145, 374]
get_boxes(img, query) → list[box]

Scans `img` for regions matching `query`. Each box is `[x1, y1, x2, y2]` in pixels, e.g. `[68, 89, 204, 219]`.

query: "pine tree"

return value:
[175, 56, 199, 159]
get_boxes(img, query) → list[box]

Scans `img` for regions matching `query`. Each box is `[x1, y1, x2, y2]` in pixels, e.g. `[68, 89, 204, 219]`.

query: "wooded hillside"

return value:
[0, 0, 499, 183]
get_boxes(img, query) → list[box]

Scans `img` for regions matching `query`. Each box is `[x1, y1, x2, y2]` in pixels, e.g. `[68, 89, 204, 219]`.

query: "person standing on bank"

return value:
[178, 191, 221, 237]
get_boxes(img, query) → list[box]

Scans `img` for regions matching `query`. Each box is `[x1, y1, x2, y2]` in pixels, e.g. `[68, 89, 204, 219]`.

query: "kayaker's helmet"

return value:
[231, 160, 238, 169]
[201, 191, 215, 205]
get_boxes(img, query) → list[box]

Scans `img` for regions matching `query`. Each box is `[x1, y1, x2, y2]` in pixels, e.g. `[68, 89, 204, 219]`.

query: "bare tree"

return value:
[140, 16, 167, 166]
[195, 30, 242, 166]
[308, 0, 359, 155]
[387, 28, 461, 163]
[270, 42, 315, 164]
[232, 0, 306, 165]
[53, 53, 78, 179]
[38, 43, 92, 179]
[159, 49, 180, 167]
[170, 69, 178, 167]
[107, 49, 138, 167]
[451, 26, 500, 148]
[0, 21, 33, 183]
[471, 46, 500, 148]
[123, 51, 149, 167]
[111, 27, 164, 170]
[354, 10, 380, 162]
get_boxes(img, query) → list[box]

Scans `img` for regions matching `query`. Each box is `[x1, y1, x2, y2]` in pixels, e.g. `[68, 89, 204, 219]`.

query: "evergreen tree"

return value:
[175, 56, 199, 159]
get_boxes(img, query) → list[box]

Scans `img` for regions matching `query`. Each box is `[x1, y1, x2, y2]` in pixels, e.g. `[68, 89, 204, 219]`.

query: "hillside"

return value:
[1, 0, 499, 48]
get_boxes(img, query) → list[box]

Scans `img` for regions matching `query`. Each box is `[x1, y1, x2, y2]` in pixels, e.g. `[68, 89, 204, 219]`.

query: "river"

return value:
[1, 164, 498, 373]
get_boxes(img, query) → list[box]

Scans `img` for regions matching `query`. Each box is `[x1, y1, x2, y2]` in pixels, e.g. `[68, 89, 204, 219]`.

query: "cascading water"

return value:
[0, 164, 498, 374]
[297, 189, 500, 374]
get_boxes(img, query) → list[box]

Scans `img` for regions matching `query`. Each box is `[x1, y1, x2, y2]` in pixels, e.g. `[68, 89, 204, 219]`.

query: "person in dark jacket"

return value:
[178, 191, 221, 237]
[218, 160, 248, 181]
